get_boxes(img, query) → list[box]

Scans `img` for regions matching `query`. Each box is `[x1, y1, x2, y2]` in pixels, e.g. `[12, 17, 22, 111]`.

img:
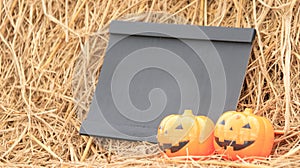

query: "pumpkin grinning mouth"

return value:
[158, 140, 190, 153]
[215, 137, 255, 151]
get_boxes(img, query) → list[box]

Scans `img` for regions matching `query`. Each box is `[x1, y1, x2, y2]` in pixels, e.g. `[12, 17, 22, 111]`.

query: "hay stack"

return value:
[0, 0, 299, 167]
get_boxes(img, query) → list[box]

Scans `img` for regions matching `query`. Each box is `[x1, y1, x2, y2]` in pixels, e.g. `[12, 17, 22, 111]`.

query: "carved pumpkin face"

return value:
[157, 110, 215, 157]
[214, 108, 274, 160]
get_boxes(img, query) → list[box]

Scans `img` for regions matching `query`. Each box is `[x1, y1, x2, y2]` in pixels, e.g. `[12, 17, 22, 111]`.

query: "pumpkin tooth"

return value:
[170, 141, 190, 153]
[218, 136, 225, 142]
[235, 137, 244, 145]
[215, 137, 255, 151]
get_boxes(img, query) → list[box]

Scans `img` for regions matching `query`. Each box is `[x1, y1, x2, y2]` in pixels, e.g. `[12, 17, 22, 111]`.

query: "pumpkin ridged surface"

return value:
[157, 110, 215, 157]
[214, 108, 274, 160]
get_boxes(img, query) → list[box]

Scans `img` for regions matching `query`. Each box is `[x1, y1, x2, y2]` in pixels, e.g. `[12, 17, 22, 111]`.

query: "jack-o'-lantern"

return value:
[214, 108, 274, 160]
[157, 109, 215, 157]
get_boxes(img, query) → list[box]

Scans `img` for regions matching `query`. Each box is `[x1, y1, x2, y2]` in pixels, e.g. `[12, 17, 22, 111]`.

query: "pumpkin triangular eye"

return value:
[219, 120, 225, 125]
[243, 123, 251, 129]
[175, 124, 183, 129]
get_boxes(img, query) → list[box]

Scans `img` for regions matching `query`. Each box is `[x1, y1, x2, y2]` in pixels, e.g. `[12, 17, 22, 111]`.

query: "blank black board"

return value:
[80, 21, 256, 143]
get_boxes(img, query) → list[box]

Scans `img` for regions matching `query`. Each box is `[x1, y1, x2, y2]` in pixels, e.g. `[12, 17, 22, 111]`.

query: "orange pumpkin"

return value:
[157, 109, 215, 157]
[214, 108, 274, 160]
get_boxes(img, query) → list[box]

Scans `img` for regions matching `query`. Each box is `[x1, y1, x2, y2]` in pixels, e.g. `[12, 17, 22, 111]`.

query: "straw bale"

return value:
[0, 0, 299, 167]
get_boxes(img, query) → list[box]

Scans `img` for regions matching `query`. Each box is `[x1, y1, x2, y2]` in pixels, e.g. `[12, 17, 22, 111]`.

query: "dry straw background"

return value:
[0, 0, 300, 167]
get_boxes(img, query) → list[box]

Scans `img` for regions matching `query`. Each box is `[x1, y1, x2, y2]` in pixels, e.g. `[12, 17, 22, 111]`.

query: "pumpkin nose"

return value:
[236, 115, 241, 119]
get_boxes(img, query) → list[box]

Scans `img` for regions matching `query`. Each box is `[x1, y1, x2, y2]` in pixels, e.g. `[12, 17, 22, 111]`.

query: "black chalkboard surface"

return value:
[80, 21, 256, 142]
